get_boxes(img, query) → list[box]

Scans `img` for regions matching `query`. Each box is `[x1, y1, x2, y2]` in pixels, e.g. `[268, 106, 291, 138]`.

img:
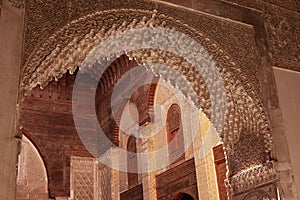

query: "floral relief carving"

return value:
[21, 3, 278, 198]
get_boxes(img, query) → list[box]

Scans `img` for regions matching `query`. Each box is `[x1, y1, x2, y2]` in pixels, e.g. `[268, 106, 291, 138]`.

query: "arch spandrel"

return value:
[20, 7, 276, 199]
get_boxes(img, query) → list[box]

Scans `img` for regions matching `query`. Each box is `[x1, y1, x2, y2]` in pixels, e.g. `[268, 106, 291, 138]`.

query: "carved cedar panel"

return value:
[120, 183, 143, 200]
[156, 158, 198, 200]
[70, 156, 97, 200]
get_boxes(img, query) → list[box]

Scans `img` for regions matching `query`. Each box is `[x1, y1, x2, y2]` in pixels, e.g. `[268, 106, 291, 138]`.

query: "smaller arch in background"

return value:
[167, 104, 185, 165]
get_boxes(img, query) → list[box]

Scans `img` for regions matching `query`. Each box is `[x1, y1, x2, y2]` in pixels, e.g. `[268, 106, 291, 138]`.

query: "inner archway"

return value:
[19, 4, 277, 200]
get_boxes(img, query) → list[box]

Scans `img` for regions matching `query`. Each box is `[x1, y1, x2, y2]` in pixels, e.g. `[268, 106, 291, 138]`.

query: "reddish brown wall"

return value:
[21, 73, 92, 198]
[94, 55, 158, 147]
[156, 158, 198, 200]
[21, 56, 158, 198]
[213, 144, 228, 200]
[120, 183, 143, 200]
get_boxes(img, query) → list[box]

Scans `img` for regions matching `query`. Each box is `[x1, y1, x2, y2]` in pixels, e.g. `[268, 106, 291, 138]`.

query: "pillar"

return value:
[0, 0, 25, 199]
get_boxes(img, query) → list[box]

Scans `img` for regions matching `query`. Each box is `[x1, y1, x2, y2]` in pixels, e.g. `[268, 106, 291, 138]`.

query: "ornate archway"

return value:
[19, 6, 277, 199]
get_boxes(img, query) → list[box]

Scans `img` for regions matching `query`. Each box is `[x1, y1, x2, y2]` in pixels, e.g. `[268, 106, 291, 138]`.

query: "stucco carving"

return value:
[234, 183, 278, 200]
[20, 5, 277, 199]
[70, 156, 97, 200]
[99, 163, 112, 200]
[242, 191, 271, 200]
[228, 0, 300, 72]
[231, 162, 277, 194]
[8, 0, 24, 8]
[265, 11, 300, 71]
[130, 48, 273, 167]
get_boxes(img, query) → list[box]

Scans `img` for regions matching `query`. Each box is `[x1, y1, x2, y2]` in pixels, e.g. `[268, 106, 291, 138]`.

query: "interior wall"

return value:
[21, 73, 92, 198]
[0, 1, 24, 199]
[273, 67, 300, 196]
[153, 79, 220, 200]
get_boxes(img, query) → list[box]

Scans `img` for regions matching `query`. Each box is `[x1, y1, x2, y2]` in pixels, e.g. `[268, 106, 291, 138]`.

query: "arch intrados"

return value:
[20, 7, 273, 198]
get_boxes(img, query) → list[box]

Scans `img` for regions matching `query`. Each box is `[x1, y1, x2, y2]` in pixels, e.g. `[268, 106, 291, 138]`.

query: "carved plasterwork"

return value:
[98, 163, 112, 200]
[265, 9, 300, 72]
[242, 191, 271, 200]
[224, 0, 300, 72]
[16, 136, 48, 199]
[231, 130, 268, 174]
[8, 0, 24, 8]
[70, 156, 97, 200]
[230, 162, 277, 194]
[23, 0, 261, 91]
[234, 183, 278, 200]
[223, 0, 299, 13]
[21, 4, 277, 198]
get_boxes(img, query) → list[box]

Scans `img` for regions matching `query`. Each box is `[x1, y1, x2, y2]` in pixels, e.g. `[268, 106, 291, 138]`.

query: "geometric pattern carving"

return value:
[73, 172, 94, 200]
[98, 164, 112, 200]
[70, 157, 97, 200]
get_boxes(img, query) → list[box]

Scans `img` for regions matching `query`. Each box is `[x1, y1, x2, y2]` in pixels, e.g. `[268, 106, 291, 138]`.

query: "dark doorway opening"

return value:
[174, 193, 194, 200]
